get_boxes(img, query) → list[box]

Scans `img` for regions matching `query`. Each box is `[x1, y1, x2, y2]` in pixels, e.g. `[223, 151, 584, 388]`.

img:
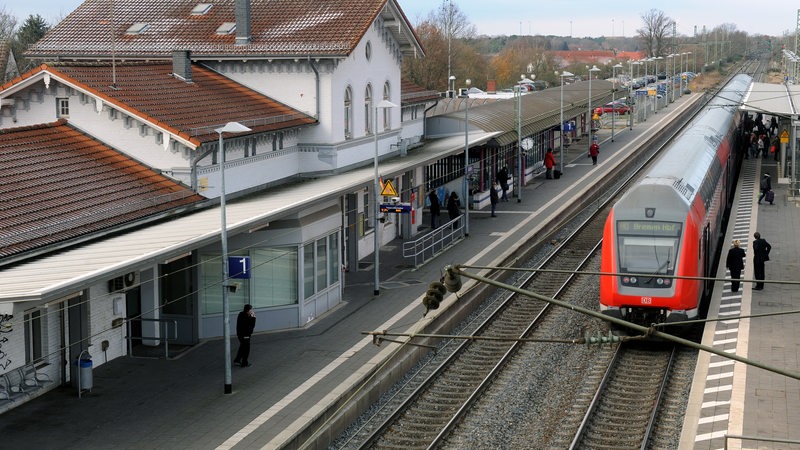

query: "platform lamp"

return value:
[558, 70, 574, 173]
[611, 63, 623, 142]
[587, 65, 600, 143]
[629, 61, 641, 130]
[458, 78, 471, 235]
[216, 121, 252, 395]
[373, 99, 398, 296]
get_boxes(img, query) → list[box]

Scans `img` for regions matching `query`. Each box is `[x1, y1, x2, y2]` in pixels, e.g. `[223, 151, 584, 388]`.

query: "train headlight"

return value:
[664, 278, 671, 286]
[629, 276, 637, 284]
[656, 278, 664, 285]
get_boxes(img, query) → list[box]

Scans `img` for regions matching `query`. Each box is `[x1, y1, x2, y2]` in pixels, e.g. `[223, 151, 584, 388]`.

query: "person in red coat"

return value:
[589, 142, 600, 166]
[544, 148, 556, 179]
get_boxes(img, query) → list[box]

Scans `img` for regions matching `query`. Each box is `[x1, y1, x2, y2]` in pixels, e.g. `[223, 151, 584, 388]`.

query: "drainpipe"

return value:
[308, 56, 320, 120]
[423, 99, 440, 138]
[190, 145, 214, 192]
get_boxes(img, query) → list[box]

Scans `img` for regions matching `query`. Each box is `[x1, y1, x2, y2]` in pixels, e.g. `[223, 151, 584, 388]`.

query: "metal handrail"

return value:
[724, 434, 800, 449]
[125, 318, 179, 359]
[402, 215, 465, 267]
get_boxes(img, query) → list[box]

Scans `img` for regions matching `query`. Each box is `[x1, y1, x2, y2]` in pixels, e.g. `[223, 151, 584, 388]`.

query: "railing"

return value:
[402, 215, 465, 267]
[125, 318, 179, 359]
[724, 434, 800, 449]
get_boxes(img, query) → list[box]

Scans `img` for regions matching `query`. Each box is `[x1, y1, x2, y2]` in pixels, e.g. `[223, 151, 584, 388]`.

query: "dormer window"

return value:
[216, 22, 236, 35]
[126, 23, 150, 34]
[191, 3, 213, 15]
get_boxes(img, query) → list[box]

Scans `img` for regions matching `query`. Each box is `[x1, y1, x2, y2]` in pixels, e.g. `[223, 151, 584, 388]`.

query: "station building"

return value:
[0, 0, 613, 408]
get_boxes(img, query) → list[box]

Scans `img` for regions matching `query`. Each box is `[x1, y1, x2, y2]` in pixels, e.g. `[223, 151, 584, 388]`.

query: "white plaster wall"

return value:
[4, 81, 190, 172]
[87, 283, 127, 366]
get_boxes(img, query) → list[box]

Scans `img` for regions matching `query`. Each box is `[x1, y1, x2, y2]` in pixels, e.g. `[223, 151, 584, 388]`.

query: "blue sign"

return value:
[380, 203, 412, 213]
[562, 122, 575, 131]
[228, 256, 251, 279]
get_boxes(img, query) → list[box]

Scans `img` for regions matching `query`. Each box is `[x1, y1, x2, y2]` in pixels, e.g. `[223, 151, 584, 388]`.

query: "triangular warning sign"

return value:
[380, 179, 398, 197]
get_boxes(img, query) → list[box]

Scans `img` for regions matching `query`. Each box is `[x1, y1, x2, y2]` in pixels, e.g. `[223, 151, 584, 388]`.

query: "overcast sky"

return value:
[2, 0, 793, 38]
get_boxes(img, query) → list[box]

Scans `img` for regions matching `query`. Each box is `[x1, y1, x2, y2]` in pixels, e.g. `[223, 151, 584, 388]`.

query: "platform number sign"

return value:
[228, 256, 251, 279]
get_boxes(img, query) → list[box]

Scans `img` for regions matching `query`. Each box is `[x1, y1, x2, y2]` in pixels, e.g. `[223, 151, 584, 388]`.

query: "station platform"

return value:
[681, 155, 800, 450]
[1, 92, 794, 450]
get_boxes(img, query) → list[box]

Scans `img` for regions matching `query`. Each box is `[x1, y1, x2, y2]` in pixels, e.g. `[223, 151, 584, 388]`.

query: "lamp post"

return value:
[629, 60, 640, 130]
[516, 74, 524, 203]
[559, 70, 574, 173]
[653, 56, 663, 112]
[215, 121, 252, 395]
[611, 63, 623, 142]
[372, 99, 398, 296]
[448, 75, 456, 98]
[587, 65, 600, 143]
[459, 79, 471, 235]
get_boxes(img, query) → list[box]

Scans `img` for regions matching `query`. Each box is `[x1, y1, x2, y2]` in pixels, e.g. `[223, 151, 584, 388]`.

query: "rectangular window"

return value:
[363, 189, 373, 232]
[316, 238, 328, 290]
[56, 98, 69, 118]
[200, 255, 249, 314]
[329, 234, 340, 284]
[252, 247, 298, 307]
[303, 243, 315, 299]
[24, 309, 43, 363]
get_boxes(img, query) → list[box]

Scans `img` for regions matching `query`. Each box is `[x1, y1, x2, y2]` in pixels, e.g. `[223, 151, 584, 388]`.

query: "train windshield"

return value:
[616, 221, 682, 275]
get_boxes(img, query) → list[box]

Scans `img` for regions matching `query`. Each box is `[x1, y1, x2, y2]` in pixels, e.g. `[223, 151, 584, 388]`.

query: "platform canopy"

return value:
[740, 82, 800, 117]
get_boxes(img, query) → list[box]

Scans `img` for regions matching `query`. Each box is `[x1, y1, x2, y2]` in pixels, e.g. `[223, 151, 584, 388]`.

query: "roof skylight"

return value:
[216, 22, 236, 35]
[126, 23, 150, 34]
[191, 3, 213, 15]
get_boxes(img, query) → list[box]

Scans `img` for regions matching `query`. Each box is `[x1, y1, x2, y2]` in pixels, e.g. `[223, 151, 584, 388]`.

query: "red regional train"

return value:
[600, 74, 752, 327]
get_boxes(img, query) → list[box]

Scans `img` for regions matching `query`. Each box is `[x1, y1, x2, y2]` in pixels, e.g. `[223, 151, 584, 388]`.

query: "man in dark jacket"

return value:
[234, 304, 256, 367]
[725, 240, 746, 293]
[428, 190, 441, 229]
[752, 232, 772, 290]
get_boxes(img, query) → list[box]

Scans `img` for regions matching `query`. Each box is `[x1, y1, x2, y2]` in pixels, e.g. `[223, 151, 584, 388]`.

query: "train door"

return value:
[702, 224, 713, 298]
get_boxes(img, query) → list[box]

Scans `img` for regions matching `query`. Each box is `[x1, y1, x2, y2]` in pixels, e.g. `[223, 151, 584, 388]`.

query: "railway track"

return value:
[333, 73, 743, 450]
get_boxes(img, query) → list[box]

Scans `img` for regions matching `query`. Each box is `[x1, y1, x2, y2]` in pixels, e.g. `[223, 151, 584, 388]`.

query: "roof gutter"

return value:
[308, 56, 320, 120]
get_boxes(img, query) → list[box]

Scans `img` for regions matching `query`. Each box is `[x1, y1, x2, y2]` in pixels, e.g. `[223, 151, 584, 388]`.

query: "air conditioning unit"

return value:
[107, 272, 138, 293]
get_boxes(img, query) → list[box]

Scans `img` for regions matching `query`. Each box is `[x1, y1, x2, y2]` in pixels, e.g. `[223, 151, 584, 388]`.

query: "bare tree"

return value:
[0, 6, 18, 40]
[637, 9, 674, 57]
[403, 0, 486, 92]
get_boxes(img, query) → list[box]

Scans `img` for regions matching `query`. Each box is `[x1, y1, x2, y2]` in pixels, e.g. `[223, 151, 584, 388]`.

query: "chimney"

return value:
[235, 0, 251, 45]
[172, 50, 192, 82]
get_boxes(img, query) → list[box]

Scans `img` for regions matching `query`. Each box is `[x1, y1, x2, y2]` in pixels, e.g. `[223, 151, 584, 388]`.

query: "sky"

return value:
[2, 0, 795, 38]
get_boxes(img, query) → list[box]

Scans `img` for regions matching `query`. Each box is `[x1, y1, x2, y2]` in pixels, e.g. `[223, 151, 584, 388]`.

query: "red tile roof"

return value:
[5, 62, 316, 145]
[27, 0, 421, 60]
[0, 120, 206, 262]
[400, 79, 439, 105]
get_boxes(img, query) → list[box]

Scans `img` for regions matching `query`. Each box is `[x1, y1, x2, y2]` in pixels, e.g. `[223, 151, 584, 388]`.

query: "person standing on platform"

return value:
[446, 191, 461, 222]
[725, 239, 746, 293]
[234, 304, 256, 367]
[544, 148, 556, 179]
[758, 173, 772, 205]
[589, 141, 600, 166]
[428, 190, 441, 229]
[752, 231, 772, 290]
[497, 167, 509, 201]
[490, 180, 499, 217]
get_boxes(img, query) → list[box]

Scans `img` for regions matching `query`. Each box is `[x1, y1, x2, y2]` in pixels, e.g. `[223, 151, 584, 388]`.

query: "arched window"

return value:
[344, 86, 353, 139]
[364, 83, 373, 135]
[382, 81, 391, 131]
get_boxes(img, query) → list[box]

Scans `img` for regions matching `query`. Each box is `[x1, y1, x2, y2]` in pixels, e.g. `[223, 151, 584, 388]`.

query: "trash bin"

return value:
[78, 357, 93, 391]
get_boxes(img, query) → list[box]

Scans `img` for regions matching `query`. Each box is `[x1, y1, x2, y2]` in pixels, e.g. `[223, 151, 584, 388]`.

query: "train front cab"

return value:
[600, 187, 702, 327]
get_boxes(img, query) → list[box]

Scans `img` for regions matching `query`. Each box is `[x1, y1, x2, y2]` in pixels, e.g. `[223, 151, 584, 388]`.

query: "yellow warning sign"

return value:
[780, 130, 789, 144]
[380, 179, 398, 197]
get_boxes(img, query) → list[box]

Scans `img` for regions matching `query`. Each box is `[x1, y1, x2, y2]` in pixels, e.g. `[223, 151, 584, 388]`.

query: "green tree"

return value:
[13, 14, 50, 72]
